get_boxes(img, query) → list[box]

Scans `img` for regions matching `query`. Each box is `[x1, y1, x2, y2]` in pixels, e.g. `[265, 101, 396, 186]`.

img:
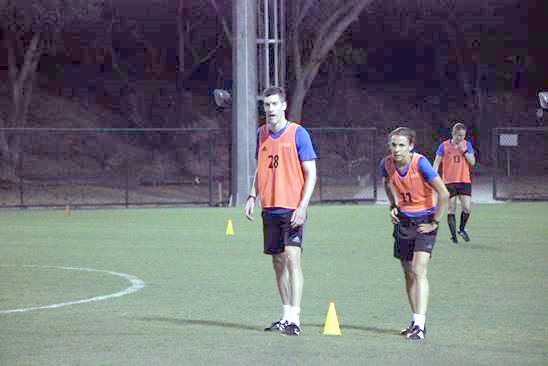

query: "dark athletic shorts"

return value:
[393, 215, 437, 261]
[446, 183, 472, 197]
[262, 210, 304, 255]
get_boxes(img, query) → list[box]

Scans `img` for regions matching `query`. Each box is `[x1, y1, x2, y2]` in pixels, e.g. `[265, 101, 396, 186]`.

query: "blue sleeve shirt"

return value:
[255, 123, 318, 161]
[418, 156, 439, 182]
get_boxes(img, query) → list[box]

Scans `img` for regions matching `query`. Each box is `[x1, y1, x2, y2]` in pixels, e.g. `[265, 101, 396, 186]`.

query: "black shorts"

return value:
[446, 183, 472, 197]
[262, 210, 304, 255]
[393, 216, 437, 261]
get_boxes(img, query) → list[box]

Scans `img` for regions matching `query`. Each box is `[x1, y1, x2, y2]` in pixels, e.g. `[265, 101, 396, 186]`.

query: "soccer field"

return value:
[1, 204, 547, 366]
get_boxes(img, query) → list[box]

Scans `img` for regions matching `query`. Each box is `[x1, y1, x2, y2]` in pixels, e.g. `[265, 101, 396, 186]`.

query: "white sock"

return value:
[282, 304, 291, 322]
[412, 313, 426, 330]
[290, 306, 301, 326]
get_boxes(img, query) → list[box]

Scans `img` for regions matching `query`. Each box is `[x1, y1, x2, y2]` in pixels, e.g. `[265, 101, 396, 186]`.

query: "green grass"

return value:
[0, 203, 547, 366]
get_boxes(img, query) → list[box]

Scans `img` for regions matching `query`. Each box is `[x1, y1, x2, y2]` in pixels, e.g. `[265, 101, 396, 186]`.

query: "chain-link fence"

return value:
[492, 127, 548, 200]
[0, 128, 230, 207]
[8, 126, 547, 207]
[312, 127, 378, 203]
[0, 127, 380, 208]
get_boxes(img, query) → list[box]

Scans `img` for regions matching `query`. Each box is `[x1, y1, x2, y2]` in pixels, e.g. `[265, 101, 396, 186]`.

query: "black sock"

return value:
[460, 212, 470, 231]
[448, 214, 457, 238]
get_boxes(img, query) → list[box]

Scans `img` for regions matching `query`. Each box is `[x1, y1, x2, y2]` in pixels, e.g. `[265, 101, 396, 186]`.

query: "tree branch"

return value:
[18, 32, 42, 89]
[106, 18, 128, 83]
[176, 0, 185, 74]
[207, 0, 232, 47]
[7, 36, 18, 85]
[291, 1, 303, 80]
[296, 0, 316, 27]
[313, 0, 372, 63]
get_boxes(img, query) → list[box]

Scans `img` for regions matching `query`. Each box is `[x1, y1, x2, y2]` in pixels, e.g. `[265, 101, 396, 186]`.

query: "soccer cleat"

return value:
[405, 325, 426, 340]
[281, 323, 301, 336]
[458, 230, 470, 242]
[450, 236, 458, 244]
[400, 322, 415, 336]
[264, 320, 288, 332]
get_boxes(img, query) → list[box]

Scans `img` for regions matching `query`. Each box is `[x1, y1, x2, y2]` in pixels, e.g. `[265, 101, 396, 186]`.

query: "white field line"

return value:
[0, 265, 145, 315]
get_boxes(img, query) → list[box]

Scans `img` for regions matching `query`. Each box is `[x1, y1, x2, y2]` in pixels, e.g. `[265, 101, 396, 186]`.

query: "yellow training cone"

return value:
[322, 302, 342, 335]
[226, 219, 234, 236]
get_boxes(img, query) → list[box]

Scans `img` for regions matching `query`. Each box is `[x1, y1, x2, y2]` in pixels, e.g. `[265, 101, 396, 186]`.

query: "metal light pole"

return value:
[232, 0, 258, 206]
[257, 0, 286, 94]
[223, 0, 286, 206]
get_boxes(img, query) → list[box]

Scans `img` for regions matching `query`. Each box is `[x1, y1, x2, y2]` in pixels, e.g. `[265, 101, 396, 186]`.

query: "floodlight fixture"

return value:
[213, 89, 232, 108]
[539, 91, 548, 110]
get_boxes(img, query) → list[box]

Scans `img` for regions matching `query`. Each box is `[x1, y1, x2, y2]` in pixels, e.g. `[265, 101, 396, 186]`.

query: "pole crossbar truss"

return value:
[257, 0, 286, 95]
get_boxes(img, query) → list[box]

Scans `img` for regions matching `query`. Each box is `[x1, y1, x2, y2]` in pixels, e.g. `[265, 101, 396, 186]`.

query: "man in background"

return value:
[433, 122, 476, 243]
[244, 86, 317, 337]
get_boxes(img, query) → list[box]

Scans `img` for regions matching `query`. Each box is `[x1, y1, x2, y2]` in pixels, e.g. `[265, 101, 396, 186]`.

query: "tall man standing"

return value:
[381, 127, 449, 340]
[244, 86, 317, 337]
[433, 122, 476, 243]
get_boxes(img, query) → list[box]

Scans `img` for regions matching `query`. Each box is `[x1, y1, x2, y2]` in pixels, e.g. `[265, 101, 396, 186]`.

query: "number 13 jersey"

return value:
[438, 140, 472, 184]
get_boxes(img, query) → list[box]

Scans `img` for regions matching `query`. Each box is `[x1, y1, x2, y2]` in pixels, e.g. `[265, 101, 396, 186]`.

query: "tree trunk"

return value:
[473, 60, 489, 164]
[289, 62, 321, 121]
[0, 131, 18, 182]
[176, 2, 186, 124]
[3, 32, 42, 176]
[326, 53, 341, 124]
[7, 33, 42, 127]
[290, 79, 306, 122]
[208, 0, 232, 47]
[288, 0, 373, 121]
[0, 128, 10, 162]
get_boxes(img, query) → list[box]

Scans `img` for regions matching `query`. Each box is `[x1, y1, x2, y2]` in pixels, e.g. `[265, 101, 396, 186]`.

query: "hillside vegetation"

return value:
[0, 67, 541, 186]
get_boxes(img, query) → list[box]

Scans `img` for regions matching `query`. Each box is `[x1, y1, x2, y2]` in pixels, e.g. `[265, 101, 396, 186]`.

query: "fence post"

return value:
[318, 130, 323, 203]
[372, 129, 377, 202]
[125, 133, 129, 208]
[208, 130, 213, 206]
[492, 128, 499, 200]
[18, 139, 24, 207]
